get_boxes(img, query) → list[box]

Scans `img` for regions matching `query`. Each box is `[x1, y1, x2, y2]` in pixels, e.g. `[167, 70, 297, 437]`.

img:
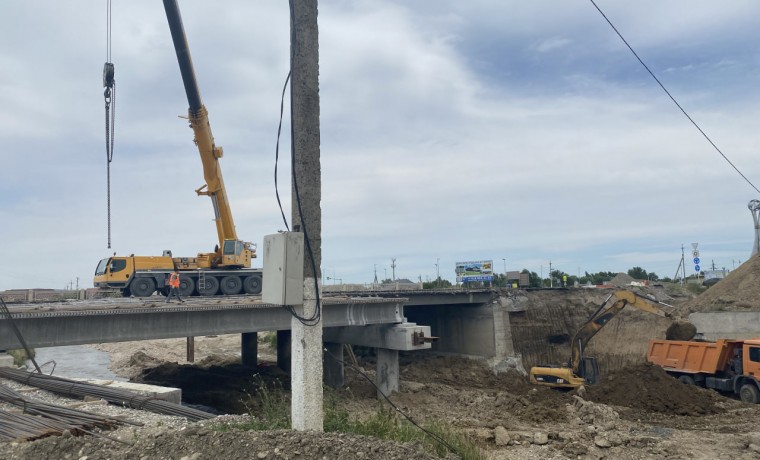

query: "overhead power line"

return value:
[589, 0, 760, 194]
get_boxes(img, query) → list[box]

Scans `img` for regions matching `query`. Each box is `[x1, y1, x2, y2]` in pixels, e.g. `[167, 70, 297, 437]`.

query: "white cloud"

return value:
[1, 1, 759, 290]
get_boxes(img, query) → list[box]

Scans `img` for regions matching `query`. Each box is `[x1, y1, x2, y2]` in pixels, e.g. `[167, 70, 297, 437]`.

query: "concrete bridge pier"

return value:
[241, 332, 258, 366]
[376, 348, 399, 397]
[323, 342, 344, 388]
[277, 330, 291, 372]
[323, 322, 434, 397]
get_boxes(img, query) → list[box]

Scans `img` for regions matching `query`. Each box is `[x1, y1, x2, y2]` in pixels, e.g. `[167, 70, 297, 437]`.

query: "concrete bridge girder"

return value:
[0, 300, 405, 349]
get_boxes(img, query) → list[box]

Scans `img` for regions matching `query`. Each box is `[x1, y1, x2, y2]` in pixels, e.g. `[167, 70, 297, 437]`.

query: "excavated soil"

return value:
[585, 363, 725, 416]
[682, 254, 760, 312]
[7, 428, 438, 460]
[8, 273, 760, 459]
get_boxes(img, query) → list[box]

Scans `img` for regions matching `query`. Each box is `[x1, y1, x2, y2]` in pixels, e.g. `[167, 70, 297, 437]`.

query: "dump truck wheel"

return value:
[198, 276, 219, 296]
[678, 375, 695, 385]
[131, 278, 156, 297]
[740, 383, 760, 404]
[243, 274, 262, 295]
[220, 276, 242, 295]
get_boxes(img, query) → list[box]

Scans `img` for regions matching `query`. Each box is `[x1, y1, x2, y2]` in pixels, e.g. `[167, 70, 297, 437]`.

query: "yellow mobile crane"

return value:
[529, 290, 668, 389]
[94, 0, 261, 297]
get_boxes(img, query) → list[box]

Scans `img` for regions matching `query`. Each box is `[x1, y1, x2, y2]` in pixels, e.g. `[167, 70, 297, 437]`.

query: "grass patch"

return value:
[259, 332, 277, 350]
[325, 404, 484, 460]
[685, 283, 707, 295]
[222, 380, 484, 459]
[8, 349, 34, 366]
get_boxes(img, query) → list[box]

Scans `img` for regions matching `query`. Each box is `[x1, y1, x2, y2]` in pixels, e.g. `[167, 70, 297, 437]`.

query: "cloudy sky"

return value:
[2, 1, 760, 290]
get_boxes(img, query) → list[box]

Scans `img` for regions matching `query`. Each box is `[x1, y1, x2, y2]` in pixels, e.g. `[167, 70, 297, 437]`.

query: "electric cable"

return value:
[588, 0, 760, 194]
[274, 71, 292, 232]
[323, 347, 464, 458]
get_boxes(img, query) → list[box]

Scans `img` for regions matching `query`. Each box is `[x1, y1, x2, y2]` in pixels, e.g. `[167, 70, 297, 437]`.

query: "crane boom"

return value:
[163, 0, 247, 266]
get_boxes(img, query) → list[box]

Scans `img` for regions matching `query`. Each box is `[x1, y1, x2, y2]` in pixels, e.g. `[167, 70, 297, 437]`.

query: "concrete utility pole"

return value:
[391, 258, 397, 281]
[549, 260, 553, 288]
[435, 258, 440, 288]
[289, 0, 322, 432]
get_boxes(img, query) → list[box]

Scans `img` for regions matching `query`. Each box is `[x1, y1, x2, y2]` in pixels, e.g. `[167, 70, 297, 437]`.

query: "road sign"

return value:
[695, 265, 701, 272]
[693, 257, 700, 265]
[691, 243, 699, 250]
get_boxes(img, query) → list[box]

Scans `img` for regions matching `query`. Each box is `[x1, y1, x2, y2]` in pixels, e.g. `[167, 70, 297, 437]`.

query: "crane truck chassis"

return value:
[94, 254, 262, 297]
[93, 0, 262, 297]
[647, 338, 760, 404]
[529, 290, 668, 389]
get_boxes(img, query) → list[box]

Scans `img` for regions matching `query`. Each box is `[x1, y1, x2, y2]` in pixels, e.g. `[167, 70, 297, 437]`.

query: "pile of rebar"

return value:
[0, 368, 214, 422]
[0, 383, 140, 442]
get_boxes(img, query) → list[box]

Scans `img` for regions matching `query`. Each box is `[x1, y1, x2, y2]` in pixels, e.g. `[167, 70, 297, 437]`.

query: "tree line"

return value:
[421, 266, 666, 289]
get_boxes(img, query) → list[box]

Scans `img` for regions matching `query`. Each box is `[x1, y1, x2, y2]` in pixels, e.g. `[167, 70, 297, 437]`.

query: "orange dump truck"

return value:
[647, 338, 760, 403]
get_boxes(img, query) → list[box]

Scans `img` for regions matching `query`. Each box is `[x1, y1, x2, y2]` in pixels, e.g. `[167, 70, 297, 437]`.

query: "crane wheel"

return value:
[220, 276, 242, 295]
[740, 383, 760, 404]
[198, 276, 219, 296]
[179, 277, 195, 297]
[131, 278, 156, 297]
[243, 274, 262, 295]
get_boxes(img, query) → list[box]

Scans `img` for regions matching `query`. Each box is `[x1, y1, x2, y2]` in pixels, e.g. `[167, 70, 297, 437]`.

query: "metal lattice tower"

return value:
[749, 200, 760, 257]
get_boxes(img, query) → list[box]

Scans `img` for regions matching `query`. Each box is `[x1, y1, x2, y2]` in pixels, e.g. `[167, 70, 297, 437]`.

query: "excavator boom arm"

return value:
[570, 290, 665, 374]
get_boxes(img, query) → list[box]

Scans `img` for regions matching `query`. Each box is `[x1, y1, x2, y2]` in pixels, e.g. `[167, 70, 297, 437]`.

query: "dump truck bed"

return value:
[647, 339, 733, 374]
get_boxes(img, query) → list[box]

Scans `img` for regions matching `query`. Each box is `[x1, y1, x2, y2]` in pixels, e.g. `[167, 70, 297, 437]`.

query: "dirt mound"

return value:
[399, 354, 531, 392]
[392, 355, 572, 425]
[665, 321, 697, 341]
[610, 273, 636, 286]
[683, 254, 760, 312]
[585, 363, 724, 416]
[128, 350, 163, 368]
[8, 427, 438, 460]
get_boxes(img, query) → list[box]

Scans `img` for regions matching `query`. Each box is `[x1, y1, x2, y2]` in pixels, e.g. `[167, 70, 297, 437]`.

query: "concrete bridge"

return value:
[0, 289, 512, 395]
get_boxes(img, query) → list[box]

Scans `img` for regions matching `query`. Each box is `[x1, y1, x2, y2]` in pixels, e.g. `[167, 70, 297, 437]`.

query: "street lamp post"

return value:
[502, 258, 506, 287]
[435, 258, 440, 288]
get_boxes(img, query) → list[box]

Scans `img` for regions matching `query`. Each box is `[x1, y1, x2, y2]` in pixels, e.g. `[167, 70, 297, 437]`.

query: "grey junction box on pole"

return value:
[262, 232, 305, 305]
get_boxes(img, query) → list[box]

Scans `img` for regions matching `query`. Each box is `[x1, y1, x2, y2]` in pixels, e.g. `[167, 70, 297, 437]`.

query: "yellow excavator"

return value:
[529, 290, 668, 389]
[93, 0, 261, 297]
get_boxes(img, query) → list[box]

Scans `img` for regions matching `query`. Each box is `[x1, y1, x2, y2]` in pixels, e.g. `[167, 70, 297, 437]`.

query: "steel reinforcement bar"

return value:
[0, 368, 214, 422]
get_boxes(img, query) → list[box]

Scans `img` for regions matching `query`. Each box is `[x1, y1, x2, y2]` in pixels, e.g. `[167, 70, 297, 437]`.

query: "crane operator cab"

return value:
[220, 239, 255, 267]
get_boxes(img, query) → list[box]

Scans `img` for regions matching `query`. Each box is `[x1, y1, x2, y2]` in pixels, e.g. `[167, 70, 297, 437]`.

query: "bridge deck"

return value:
[0, 295, 405, 349]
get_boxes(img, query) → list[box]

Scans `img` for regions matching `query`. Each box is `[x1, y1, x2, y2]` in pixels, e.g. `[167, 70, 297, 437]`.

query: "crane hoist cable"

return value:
[103, 0, 116, 248]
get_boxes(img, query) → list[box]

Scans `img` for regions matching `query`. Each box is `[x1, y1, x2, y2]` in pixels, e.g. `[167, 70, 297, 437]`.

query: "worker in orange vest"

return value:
[165, 270, 184, 303]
